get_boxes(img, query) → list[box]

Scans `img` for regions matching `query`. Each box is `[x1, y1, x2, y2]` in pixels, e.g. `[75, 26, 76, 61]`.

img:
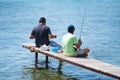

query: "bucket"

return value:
[50, 46, 59, 53]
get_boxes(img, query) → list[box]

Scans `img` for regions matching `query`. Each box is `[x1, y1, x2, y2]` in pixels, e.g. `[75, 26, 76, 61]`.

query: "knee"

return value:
[85, 48, 90, 53]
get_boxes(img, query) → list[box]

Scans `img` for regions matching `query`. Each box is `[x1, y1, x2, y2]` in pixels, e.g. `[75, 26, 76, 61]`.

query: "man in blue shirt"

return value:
[29, 17, 57, 47]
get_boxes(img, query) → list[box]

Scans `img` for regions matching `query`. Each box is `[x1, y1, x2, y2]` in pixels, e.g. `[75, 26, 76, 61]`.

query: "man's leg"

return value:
[74, 48, 90, 57]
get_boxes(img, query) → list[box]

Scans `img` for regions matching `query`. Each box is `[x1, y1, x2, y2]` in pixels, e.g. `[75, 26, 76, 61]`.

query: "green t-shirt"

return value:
[62, 33, 77, 56]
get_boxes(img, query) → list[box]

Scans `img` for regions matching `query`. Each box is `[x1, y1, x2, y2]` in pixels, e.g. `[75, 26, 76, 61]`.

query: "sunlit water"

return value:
[0, 0, 120, 80]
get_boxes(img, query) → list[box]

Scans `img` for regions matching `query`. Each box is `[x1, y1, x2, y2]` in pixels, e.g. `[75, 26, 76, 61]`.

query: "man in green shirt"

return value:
[62, 25, 90, 57]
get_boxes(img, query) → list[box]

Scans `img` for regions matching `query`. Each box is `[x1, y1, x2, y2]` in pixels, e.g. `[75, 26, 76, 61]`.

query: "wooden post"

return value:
[46, 55, 48, 63]
[35, 52, 38, 67]
[45, 55, 49, 69]
[58, 60, 63, 69]
[57, 60, 63, 74]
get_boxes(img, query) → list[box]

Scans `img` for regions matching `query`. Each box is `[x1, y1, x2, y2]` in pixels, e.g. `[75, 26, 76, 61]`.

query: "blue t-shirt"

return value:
[31, 24, 51, 47]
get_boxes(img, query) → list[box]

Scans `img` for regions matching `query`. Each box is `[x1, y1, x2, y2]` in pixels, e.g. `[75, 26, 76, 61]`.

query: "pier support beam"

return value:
[35, 52, 38, 67]
[45, 55, 49, 69]
[46, 55, 49, 63]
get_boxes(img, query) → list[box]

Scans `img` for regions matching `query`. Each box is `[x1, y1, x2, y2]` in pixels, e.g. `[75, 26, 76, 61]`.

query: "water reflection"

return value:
[22, 61, 77, 80]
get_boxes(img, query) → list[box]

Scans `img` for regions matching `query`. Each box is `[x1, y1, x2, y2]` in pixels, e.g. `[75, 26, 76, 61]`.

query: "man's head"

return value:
[39, 17, 46, 24]
[68, 25, 75, 34]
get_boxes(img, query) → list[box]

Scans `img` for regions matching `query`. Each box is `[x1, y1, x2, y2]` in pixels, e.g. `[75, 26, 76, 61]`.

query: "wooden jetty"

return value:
[22, 43, 120, 79]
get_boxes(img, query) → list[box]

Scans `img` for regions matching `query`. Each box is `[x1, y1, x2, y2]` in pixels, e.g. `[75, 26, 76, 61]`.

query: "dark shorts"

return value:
[73, 48, 88, 58]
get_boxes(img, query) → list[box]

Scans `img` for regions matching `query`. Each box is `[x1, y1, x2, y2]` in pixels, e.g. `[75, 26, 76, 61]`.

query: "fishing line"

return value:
[79, 0, 88, 39]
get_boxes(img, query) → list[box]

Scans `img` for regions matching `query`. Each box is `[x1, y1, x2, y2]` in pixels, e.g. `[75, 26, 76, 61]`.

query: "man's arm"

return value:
[74, 39, 82, 49]
[48, 34, 57, 39]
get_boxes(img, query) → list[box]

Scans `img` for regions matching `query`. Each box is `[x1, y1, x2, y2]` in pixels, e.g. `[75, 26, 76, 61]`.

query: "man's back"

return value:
[31, 24, 51, 47]
[62, 33, 77, 56]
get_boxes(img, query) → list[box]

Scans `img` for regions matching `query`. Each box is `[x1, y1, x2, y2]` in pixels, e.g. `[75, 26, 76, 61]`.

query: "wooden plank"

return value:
[22, 43, 120, 79]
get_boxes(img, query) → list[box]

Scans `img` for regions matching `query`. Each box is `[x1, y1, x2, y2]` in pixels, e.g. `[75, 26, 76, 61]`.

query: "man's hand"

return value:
[54, 35, 57, 38]
[78, 38, 82, 44]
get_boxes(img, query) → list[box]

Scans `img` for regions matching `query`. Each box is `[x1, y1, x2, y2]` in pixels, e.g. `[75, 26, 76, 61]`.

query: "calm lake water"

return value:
[0, 0, 120, 80]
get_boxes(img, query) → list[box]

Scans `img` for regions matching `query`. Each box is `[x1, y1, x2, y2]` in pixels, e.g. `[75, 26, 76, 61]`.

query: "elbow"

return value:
[29, 35, 34, 39]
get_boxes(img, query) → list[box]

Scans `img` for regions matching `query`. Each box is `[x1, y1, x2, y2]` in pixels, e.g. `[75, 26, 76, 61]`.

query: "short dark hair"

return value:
[39, 17, 46, 23]
[68, 25, 75, 33]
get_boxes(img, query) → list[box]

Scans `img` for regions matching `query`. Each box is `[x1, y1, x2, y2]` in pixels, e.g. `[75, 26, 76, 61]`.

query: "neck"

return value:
[40, 23, 45, 25]
[69, 32, 73, 34]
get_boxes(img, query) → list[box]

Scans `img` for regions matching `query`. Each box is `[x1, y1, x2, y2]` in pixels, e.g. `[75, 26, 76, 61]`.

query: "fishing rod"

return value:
[79, 0, 88, 39]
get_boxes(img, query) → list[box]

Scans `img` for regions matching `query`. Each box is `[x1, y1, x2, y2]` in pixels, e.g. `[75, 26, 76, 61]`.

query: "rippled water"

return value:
[0, 0, 120, 80]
